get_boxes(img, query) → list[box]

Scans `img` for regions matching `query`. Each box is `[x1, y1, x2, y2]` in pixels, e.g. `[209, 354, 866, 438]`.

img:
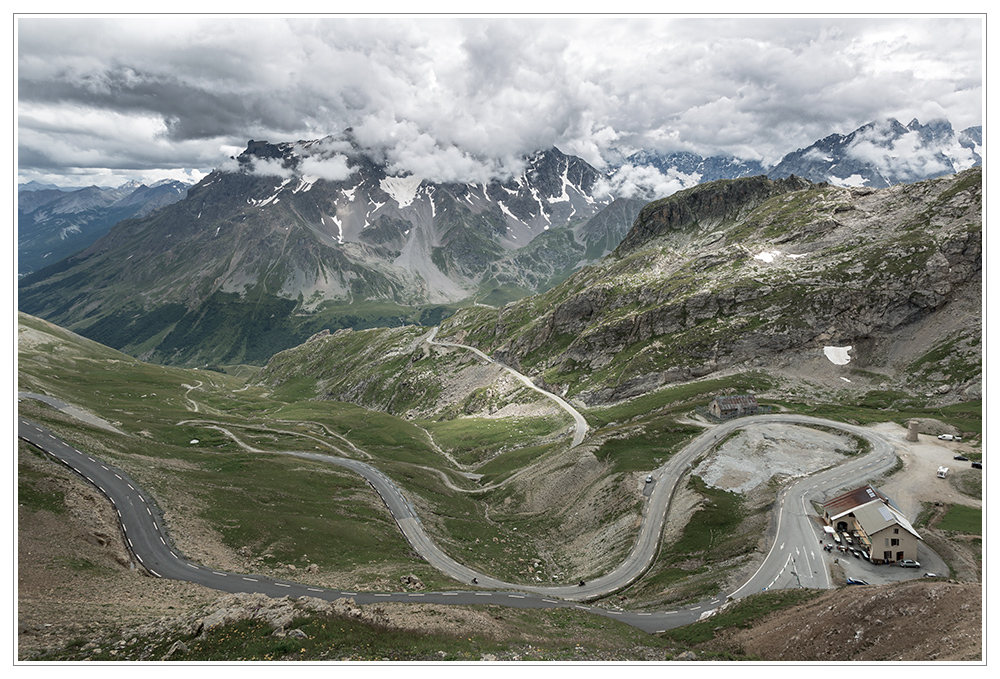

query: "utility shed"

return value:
[822, 483, 922, 564]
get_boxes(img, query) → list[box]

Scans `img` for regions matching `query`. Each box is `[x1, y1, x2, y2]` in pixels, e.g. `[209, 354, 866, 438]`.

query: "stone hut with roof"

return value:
[708, 394, 764, 420]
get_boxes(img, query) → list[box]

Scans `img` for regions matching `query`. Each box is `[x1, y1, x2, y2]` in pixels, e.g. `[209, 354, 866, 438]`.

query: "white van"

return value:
[937, 466, 949, 478]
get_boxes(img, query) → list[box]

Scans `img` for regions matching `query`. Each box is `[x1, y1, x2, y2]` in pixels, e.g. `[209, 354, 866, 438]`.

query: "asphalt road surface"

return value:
[19, 396, 916, 634]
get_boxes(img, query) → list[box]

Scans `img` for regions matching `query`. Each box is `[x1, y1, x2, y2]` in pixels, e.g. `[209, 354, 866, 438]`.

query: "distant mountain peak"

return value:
[766, 117, 980, 188]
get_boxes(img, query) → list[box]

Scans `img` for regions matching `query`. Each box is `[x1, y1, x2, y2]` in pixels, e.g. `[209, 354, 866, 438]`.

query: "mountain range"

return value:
[18, 179, 191, 274]
[257, 167, 981, 418]
[17, 117, 981, 367]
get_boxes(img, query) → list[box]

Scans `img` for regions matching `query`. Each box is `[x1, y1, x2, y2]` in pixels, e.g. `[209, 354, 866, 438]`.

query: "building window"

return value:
[893, 528, 899, 534]
[891, 538, 899, 546]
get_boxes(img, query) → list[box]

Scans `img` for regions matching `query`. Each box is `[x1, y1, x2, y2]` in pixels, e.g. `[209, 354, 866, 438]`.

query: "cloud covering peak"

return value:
[17, 16, 983, 188]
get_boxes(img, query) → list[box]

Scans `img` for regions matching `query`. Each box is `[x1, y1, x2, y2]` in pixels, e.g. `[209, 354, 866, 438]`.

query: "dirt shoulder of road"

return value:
[711, 578, 982, 661]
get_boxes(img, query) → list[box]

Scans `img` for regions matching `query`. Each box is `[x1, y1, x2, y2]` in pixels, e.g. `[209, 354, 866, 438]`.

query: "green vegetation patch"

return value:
[185, 452, 416, 571]
[777, 397, 982, 437]
[672, 476, 745, 556]
[660, 589, 824, 645]
[18, 459, 67, 514]
[584, 371, 777, 428]
[593, 419, 702, 473]
[421, 415, 568, 467]
[935, 504, 982, 535]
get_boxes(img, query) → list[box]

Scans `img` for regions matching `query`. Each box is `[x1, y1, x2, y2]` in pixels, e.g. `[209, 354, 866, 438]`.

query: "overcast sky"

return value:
[16, 15, 984, 188]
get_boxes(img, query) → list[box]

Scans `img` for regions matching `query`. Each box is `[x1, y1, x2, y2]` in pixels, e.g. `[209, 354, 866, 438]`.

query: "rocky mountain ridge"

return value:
[17, 138, 637, 365]
[17, 119, 981, 368]
[18, 179, 191, 275]
[254, 168, 980, 418]
[455, 167, 982, 406]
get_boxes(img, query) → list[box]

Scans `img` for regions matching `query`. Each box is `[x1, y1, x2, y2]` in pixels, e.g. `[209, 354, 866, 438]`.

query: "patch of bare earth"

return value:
[713, 580, 982, 661]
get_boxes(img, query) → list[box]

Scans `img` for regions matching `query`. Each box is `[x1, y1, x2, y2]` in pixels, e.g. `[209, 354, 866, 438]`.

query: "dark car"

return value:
[971, 461, 982, 469]
[954, 454, 969, 461]
[899, 559, 921, 568]
[846, 578, 869, 586]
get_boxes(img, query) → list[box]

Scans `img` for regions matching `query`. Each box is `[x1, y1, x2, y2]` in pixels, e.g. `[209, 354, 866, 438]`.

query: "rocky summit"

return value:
[18, 135, 640, 365]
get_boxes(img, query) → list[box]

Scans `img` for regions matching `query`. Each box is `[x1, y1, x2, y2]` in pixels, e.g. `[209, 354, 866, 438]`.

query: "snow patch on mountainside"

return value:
[829, 173, 868, 187]
[824, 346, 853, 365]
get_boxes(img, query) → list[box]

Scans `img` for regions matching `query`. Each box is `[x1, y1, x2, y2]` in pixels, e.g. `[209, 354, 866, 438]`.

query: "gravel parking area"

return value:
[693, 422, 854, 493]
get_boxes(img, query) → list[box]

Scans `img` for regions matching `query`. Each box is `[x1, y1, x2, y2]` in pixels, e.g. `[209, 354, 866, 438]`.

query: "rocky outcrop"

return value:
[121, 592, 391, 657]
[615, 174, 812, 256]
[469, 168, 982, 405]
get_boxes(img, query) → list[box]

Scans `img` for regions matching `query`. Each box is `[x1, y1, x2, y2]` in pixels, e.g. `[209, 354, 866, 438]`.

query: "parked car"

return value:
[846, 578, 869, 586]
[938, 434, 955, 441]
[899, 559, 921, 568]
[923, 572, 941, 578]
[844, 534, 853, 545]
[645, 475, 653, 483]
[971, 461, 982, 470]
[954, 454, 969, 461]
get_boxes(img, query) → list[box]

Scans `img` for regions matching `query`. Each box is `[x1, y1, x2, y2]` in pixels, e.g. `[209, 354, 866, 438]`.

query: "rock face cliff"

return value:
[442, 168, 981, 405]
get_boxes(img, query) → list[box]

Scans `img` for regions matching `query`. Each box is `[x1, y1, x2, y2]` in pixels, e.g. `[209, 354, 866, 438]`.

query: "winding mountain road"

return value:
[19, 386, 902, 633]
[424, 327, 589, 448]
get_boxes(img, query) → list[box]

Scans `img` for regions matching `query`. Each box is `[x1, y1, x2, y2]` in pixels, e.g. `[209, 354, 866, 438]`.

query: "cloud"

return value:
[595, 163, 701, 200]
[846, 128, 957, 183]
[298, 155, 355, 182]
[244, 157, 295, 180]
[16, 16, 983, 187]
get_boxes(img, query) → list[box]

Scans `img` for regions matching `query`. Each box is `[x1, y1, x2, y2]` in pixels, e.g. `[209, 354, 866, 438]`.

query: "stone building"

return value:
[708, 394, 765, 420]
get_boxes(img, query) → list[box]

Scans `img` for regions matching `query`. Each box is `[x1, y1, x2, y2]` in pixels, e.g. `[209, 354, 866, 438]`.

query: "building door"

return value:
[883, 551, 892, 562]
[896, 551, 905, 561]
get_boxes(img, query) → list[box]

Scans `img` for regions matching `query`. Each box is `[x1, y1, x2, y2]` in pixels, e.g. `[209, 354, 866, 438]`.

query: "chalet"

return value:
[822, 484, 922, 564]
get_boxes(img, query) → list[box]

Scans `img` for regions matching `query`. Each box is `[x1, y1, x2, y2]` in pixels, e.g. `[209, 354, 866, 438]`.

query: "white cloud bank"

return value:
[16, 16, 983, 188]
